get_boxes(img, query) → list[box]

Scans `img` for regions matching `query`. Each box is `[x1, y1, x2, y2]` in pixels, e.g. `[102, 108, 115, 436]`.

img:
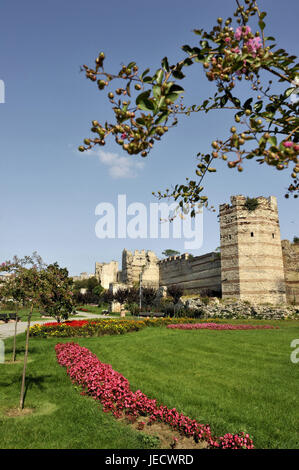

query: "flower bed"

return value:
[55, 342, 254, 449]
[167, 322, 278, 330]
[29, 317, 205, 338]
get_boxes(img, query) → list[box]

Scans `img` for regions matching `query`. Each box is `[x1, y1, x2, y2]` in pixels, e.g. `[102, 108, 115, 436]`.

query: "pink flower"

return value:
[235, 25, 251, 40]
[282, 141, 293, 148]
[246, 37, 262, 56]
[121, 133, 127, 139]
[224, 37, 231, 43]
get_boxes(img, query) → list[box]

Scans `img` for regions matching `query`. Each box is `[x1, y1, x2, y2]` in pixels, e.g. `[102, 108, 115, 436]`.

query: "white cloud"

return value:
[82, 148, 145, 179]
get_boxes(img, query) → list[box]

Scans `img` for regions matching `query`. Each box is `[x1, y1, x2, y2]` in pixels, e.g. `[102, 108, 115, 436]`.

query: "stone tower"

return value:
[219, 195, 286, 304]
[95, 261, 118, 289]
[121, 249, 159, 287]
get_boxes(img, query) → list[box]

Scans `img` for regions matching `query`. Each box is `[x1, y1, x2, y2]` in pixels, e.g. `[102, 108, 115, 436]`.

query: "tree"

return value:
[141, 287, 157, 310]
[125, 287, 140, 304]
[293, 236, 299, 244]
[39, 263, 74, 323]
[162, 249, 181, 258]
[93, 284, 104, 297]
[113, 288, 129, 305]
[100, 289, 114, 304]
[0, 253, 46, 409]
[79, 0, 298, 214]
[167, 285, 184, 304]
[0, 274, 22, 362]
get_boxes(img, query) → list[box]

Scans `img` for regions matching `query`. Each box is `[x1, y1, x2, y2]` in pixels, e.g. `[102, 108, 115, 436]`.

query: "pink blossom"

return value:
[121, 133, 127, 139]
[224, 37, 231, 43]
[235, 25, 251, 40]
[166, 322, 276, 330]
[246, 37, 262, 56]
[282, 141, 293, 148]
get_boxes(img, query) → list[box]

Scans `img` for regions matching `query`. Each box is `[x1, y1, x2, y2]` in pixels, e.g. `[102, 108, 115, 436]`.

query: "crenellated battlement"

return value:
[91, 195, 298, 305]
[159, 253, 190, 264]
[219, 195, 278, 215]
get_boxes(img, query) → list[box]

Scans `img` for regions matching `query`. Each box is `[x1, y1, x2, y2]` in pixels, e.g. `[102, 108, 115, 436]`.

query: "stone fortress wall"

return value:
[281, 240, 299, 304]
[159, 252, 221, 294]
[91, 195, 298, 305]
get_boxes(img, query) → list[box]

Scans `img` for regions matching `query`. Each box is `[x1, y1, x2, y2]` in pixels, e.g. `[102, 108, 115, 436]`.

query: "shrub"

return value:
[125, 302, 140, 316]
[141, 287, 158, 308]
[244, 197, 259, 212]
[167, 285, 184, 304]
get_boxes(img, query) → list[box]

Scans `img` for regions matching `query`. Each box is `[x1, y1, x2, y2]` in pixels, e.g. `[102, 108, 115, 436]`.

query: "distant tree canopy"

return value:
[162, 249, 181, 258]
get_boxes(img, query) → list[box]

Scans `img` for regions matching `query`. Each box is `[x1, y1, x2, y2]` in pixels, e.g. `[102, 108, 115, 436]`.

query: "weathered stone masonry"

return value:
[93, 195, 298, 304]
[159, 252, 221, 294]
[282, 240, 299, 304]
[219, 195, 287, 304]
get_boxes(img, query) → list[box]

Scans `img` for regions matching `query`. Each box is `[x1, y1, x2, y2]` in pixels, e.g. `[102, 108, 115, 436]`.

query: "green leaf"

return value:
[136, 91, 155, 111]
[172, 70, 185, 79]
[156, 69, 164, 85]
[243, 98, 253, 110]
[254, 101, 263, 112]
[268, 136, 277, 146]
[259, 20, 266, 31]
[153, 85, 161, 99]
[182, 45, 193, 54]
[285, 87, 296, 98]
[127, 61, 136, 69]
[220, 95, 228, 107]
[143, 76, 153, 83]
[168, 84, 184, 94]
[141, 68, 150, 79]
[161, 57, 169, 72]
[231, 96, 241, 107]
[183, 58, 193, 67]
[154, 111, 169, 125]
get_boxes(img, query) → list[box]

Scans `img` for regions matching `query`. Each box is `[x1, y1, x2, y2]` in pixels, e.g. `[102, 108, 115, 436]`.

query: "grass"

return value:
[0, 319, 298, 449]
[75, 304, 133, 317]
[0, 307, 46, 322]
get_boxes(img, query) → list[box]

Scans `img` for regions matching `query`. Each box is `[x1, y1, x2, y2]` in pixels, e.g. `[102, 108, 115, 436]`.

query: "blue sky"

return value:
[0, 0, 298, 276]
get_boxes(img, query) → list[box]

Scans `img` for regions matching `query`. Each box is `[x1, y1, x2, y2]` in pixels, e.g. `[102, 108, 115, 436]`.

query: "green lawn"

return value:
[76, 304, 132, 317]
[0, 307, 46, 322]
[0, 320, 298, 449]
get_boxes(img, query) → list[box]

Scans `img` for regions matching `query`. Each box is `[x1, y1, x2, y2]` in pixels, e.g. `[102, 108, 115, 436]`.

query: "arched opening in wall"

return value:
[272, 233, 275, 239]
[251, 232, 254, 237]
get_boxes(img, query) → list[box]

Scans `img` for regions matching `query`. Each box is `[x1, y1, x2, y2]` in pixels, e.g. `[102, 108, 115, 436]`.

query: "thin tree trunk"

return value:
[19, 304, 33, 410]
[12, 311, 18, 362]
